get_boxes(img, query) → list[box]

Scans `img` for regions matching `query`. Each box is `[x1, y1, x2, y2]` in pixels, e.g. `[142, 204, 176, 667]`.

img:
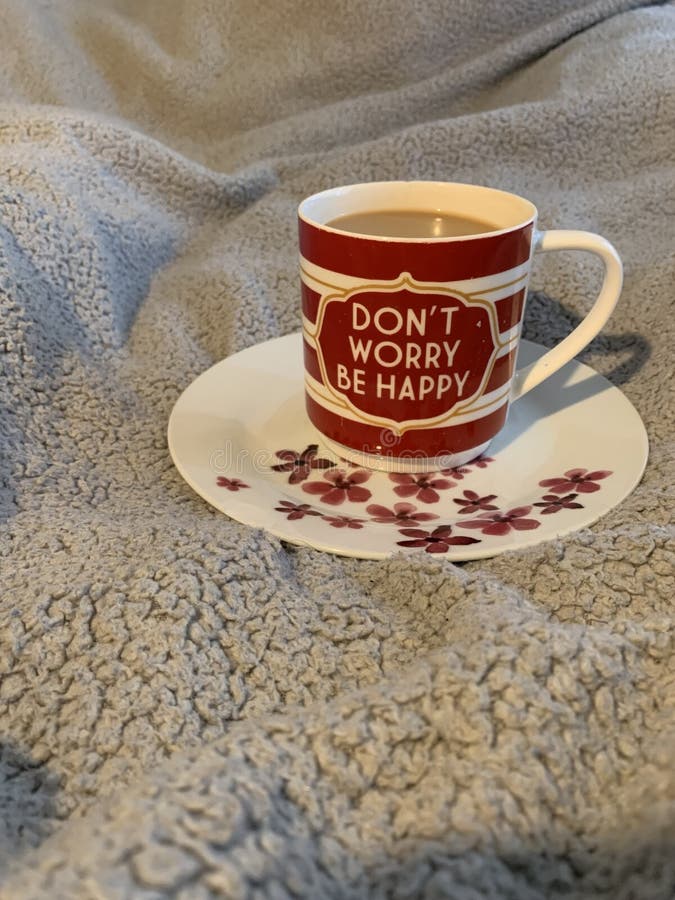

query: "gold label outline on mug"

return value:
[304, 273, 506, 434]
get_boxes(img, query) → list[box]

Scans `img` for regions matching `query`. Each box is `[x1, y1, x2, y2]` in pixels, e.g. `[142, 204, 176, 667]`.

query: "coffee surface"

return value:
[326, 209, 499, 238]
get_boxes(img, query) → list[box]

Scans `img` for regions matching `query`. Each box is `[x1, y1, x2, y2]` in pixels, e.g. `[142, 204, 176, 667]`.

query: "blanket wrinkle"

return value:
[1, 1, 673, 897]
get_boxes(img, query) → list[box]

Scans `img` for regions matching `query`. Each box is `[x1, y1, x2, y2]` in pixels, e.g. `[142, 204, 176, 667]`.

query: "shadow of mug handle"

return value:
[511, 230, 623, 401]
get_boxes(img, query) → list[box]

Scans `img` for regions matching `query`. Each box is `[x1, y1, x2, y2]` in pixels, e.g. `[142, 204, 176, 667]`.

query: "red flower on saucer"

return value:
[397, 525, 480, 554]
[389, 472, 455, 504]
[440, 465, 472, 480]
[459, 506, 540, 536]
[366, 502, 439, 525]
[302, 469, 372, 506]
[216, 477, 249, 491]
[452, 490, 499, 514]
[533, 493, 584, 514]
[271, 444, 335, 484]
[470, 455, 495, 469]
[322, 514, 366, 529]
[274, 500, 322, 520]
[539, 468, 612, 494]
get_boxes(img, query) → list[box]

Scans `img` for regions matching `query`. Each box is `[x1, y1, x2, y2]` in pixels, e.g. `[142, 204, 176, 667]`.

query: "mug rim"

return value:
[298, 180, 537, 244]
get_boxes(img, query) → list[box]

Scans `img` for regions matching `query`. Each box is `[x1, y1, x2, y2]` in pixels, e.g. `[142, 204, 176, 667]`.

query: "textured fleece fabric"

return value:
[0, 1, 673, 897]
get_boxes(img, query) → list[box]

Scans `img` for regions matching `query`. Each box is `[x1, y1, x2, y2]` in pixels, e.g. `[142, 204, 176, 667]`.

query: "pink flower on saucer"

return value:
[539, 468, 612, 494]
[389, 472, 455, 504]
[533, 493, 584, 514]
[366, 502, 439, 525]
[452, 490, 499, 514]
[274, 500, 322, 520]
[397, 525, 480, 554]
[470, 455, 495, 469]
[271, 444, 335, 484]
[302, 469, 372, 506]
[439, 465, 472, 480]
[216, 477, 249, 491]
[459, 506, 540, 536]
[322, 514, 366, 529]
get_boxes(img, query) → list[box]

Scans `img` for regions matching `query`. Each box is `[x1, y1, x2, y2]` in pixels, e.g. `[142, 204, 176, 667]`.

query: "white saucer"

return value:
[168, 333, 648, 560]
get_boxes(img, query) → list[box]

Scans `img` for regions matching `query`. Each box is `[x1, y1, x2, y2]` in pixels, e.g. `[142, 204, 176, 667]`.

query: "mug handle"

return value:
[510, 230, 623, 401]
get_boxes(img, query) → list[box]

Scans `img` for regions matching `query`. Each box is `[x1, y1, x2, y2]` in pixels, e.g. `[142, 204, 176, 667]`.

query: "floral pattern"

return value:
[271, 444, 335, 484]
[274, 500, 322, 520]
[440, 465, 472, 480]
[459, 506, 541, 536]
[366, 502, 439, 525]
[396, 525, 480, 554]
[216, 477, 249, 491]
[322, 514, 366, 529]
[389, 472, 455, 504]
[539, 468, 612, 494]
[453, 490, 498, 514]
[534, 493, 584, 514]
[222, 455, 615, 554]
[302, 469, 372, 506]
[469, 455, 495, 469]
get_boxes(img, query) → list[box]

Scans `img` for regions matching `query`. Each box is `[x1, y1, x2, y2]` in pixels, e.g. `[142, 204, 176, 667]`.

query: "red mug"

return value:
[299, 181, 622, 472]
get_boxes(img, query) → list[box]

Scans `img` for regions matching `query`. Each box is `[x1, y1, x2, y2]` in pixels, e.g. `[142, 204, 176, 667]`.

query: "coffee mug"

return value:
[299, 181, 622, 472]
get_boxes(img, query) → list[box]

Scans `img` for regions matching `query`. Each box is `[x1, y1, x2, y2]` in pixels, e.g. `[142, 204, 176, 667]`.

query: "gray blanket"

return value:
[1, 1, 674, 897]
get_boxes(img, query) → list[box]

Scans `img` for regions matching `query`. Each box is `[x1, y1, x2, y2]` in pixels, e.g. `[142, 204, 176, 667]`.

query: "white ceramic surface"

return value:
[168, 333, 648, 561]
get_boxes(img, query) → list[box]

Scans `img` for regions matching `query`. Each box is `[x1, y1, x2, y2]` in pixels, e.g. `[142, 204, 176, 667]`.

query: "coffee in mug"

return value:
[325, 209, 499, 238]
